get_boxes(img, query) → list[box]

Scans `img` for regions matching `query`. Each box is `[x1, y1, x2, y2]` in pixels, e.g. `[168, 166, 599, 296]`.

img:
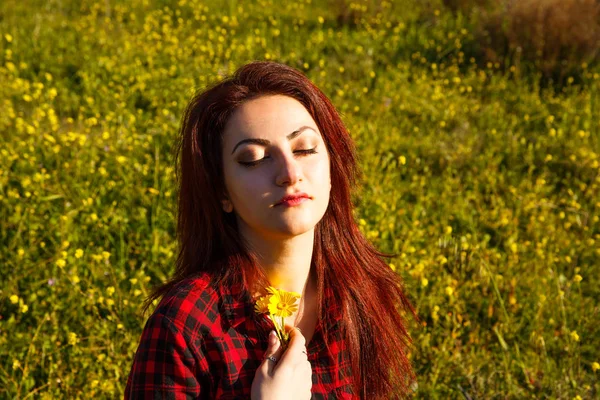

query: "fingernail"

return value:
[269, 330, 277, 345]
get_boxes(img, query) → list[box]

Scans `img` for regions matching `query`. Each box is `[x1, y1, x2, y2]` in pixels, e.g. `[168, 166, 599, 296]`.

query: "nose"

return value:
[275, 152, 302, 186]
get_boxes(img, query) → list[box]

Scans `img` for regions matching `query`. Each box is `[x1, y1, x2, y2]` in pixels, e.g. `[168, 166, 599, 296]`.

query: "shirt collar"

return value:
[218, 279, 252, 329]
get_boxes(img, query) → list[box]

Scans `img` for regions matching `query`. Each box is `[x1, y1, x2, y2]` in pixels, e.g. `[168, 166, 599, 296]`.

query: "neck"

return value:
[240, 226, 315, 297]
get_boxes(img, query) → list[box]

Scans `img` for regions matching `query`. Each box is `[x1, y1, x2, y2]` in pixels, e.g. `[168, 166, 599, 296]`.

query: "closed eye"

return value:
[239, 148, 318, 168]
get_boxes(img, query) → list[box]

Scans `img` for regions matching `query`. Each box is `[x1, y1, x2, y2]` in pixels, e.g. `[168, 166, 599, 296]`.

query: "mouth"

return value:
[274, 193, 312, 207]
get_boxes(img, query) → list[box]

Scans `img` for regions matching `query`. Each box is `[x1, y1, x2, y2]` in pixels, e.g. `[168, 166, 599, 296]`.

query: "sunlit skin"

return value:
[221, 95, 331, 339]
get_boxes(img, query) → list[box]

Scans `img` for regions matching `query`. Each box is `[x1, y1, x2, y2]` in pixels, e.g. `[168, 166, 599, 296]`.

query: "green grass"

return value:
[1, 0, 599, 398]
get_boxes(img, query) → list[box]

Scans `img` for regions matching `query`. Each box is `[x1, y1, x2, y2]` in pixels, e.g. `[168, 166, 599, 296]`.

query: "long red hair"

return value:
[143, 61, 417, 398]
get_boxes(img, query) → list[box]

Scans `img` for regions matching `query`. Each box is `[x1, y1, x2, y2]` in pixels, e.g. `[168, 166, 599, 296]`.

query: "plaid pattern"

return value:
[124, 272, 356, 399]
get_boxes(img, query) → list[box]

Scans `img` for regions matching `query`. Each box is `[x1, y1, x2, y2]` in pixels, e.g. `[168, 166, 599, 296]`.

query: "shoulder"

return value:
[125, 274, 218, 398]
[150, 272, 222, 340]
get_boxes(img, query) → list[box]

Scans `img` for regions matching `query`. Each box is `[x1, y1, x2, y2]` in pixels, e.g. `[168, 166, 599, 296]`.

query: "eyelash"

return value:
[239, 148, 318, 168]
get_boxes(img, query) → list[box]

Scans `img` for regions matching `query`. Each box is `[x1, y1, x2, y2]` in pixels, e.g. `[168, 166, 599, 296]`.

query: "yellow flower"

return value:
[268, 290, 300, 318]
[255, 287, 302, 347]
[570, 331, 580, 342]
[254, 295, 270, 314]
[68, 332, 78, 346]
[266, 286, 300, 298]
[266, 286, 278, 295]
[10, 295, 19, 304]
[592, 362, 600, 372]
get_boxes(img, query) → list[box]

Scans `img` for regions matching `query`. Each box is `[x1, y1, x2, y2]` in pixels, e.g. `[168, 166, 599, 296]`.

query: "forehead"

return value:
[223, 95, 316, 139]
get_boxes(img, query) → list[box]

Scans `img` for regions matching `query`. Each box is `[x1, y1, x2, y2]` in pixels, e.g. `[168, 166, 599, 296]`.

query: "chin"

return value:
[273, 220, 317, 237]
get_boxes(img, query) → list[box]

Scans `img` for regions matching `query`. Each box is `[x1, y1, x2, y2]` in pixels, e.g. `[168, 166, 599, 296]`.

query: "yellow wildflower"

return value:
[10, 295, 19, 304]
[268, 290, 300, 318]
[254, 295, 270, 314]
[266, 286, 279, 295]
[68, 332, 78, 346]
[256, 287, 302, 348]
[570, 331, 580, 342]
[592, 362, 600, 372]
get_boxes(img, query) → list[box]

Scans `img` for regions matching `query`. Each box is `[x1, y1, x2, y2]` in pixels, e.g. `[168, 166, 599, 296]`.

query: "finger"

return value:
[289, 326, 309, 362]
[284, 324, 306, 348]
[279, 325, 307, 365]
[302, 360, 313, 392]
[261, 330, 282, 376]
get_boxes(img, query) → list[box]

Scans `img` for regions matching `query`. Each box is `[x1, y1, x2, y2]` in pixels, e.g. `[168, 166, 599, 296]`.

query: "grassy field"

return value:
[1, 0, 599, 398]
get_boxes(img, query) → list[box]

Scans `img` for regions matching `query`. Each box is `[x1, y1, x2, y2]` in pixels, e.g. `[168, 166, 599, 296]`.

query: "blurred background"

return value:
[1, 0, 599, 398]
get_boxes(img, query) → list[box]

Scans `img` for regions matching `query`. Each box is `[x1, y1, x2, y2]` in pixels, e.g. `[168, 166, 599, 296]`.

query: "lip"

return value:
[275, 192, 311, 207]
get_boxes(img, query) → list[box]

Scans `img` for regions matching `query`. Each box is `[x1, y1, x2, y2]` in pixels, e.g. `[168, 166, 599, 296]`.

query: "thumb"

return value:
[263, 330, 283, 375]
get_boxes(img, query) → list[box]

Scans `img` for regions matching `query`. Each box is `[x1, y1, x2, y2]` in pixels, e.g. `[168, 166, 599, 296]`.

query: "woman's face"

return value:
[221, 94, 331, 240]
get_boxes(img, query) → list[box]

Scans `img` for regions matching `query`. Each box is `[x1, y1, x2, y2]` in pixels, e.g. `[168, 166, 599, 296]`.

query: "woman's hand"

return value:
[251, 324, 313, 400]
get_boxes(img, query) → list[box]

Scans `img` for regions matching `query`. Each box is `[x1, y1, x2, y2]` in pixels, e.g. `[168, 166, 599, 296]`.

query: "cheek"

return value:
[309, 155, 331, 184]
[227, 171, 267, 204]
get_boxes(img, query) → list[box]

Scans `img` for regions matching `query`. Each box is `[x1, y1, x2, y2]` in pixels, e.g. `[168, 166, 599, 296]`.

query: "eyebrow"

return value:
[231, 126, 317, 155]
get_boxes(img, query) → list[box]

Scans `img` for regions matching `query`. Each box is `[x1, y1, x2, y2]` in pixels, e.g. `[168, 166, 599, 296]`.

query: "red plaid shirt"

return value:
[124, 272, 356, 399]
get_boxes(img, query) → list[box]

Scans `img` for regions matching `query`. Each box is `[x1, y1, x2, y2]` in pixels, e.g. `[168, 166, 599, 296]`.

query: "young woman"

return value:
[124, 61, 416, 399]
